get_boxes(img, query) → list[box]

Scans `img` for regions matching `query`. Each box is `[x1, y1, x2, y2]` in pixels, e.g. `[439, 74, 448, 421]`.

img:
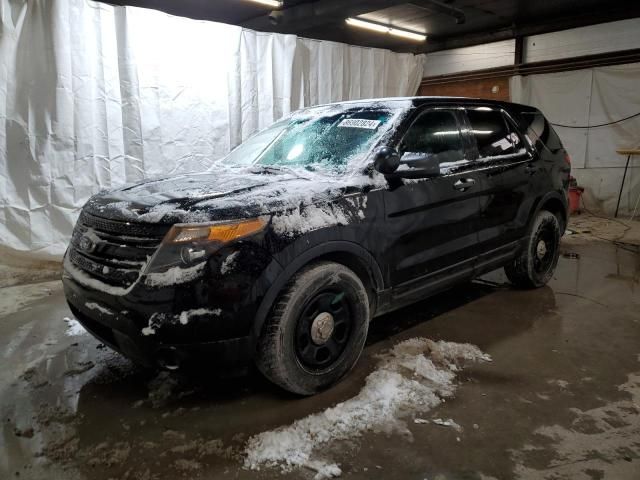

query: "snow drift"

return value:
[243, 338, 491, 476]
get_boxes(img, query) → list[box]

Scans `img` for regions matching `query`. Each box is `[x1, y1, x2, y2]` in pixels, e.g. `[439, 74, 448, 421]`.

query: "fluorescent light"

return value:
[246, 0, 283, 8]
[346, 17, 389, 34]
[345, 17, 426, 42]
[389, 28, 427, 42]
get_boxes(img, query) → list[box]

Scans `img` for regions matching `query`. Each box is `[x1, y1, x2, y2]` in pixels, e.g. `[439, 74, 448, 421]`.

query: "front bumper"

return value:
[62, 242, 283, 373]
[63, 274, 253, 373]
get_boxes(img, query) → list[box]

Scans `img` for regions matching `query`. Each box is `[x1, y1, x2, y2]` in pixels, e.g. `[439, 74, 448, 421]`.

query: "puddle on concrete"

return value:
[1, 240, 639, 479]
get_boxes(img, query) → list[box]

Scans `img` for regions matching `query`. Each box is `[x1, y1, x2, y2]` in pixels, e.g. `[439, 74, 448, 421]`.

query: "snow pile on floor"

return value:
[0, 280, 62, 316]
[64, 317, 87, 336]
[243, 338, 491, 475]
[432, 418, 462, 431]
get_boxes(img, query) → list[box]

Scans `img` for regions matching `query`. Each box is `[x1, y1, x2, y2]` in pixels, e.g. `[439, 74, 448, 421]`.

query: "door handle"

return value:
[453, 178, 475, 191]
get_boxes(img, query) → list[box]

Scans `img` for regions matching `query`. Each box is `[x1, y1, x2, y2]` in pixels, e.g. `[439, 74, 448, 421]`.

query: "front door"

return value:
[381, 108, 482, 303]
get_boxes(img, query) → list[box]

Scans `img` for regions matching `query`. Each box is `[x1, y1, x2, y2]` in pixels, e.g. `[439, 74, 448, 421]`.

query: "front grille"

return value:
[69, 211, 170, 288]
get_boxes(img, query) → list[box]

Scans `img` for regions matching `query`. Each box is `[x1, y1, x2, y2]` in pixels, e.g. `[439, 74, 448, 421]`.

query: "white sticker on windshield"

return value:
[338, 119, 381, 129]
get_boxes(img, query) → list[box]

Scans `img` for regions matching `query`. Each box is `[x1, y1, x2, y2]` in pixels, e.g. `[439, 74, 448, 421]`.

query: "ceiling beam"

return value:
[420, 48, 640, 84]
[409, 1, 465, 24]
[240, 0, 410, 33]
[420, 7, 640, 53]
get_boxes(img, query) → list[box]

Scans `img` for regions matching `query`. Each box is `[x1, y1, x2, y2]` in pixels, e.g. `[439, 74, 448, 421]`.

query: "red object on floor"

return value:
[569, 186, 584, 214]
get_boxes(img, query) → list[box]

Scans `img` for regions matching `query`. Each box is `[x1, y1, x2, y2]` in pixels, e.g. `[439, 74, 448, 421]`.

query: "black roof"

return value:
[311, 96, 539, 113]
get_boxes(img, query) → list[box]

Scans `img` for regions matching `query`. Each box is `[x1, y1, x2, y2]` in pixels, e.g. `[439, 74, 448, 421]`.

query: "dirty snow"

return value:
[432, 418, 463, 432]
[142, 308, 221, 335]
[512, 372, 640, 479]
[85, 302, 114, 316]
[141, 316, 158, 336]
[66, 253, 205, 293]
[144, 262, 206, 287]
[64, 317, 87, 337]
[220, 252, 239, 275]
[243, 338, 490, 474]
[547, 379, 570, 389]
[101, 201, 211, 224]
[0, 280, 62, 316]
[357, 195, 368, 219]
[272, 204, 350, 237]
[147, 371, 181, 408]
[179, 308, 221, 325]
[306, 460, 342, 480]
[64, 257, 134, 296]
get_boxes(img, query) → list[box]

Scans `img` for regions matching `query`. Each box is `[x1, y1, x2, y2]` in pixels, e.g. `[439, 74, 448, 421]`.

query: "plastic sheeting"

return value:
[510, 63, 640, 216]
[0, 0, 423, 259]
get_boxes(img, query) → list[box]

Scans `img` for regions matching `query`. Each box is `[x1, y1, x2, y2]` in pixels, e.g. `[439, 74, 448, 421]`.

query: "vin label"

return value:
[337, 119, 381, 129]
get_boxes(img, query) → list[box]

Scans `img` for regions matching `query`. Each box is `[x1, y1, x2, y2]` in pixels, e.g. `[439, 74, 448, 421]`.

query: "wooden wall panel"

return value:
[418, 77, 510, 101]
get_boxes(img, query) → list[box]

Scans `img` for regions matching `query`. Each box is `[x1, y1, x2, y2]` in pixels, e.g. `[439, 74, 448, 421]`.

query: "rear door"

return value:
[462, 107, 535, 262]
[382, 107, 482, 303]
[493, 111, 542, 243]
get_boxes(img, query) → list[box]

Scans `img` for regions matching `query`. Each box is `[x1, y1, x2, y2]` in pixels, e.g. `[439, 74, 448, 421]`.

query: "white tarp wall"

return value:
[0, 0, 423, 260]
[510, 63, 640, 216]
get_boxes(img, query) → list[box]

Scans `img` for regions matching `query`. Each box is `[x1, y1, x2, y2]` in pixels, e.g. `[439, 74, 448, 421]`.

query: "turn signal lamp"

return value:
[164, 218, 267, 244]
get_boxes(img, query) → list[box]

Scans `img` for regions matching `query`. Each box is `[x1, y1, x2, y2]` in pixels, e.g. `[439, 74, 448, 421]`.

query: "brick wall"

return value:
[418, 76, 510, 101]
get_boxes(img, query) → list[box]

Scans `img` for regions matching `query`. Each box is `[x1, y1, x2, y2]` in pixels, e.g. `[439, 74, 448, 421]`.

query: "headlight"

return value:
[143, 217, 268, 275]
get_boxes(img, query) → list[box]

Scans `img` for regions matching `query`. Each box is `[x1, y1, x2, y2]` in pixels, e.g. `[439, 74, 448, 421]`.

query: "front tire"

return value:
[256, 261, 370, 395]
[505, 210, 561, 288]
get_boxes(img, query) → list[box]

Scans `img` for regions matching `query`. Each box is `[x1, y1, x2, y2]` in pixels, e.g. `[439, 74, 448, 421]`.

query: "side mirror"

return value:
[400, 152, 441, 177]
[373, 147, 400, 174]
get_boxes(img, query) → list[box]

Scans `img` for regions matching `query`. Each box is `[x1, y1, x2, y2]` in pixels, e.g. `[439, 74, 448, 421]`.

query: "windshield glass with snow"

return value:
[222, 106, 400, 171]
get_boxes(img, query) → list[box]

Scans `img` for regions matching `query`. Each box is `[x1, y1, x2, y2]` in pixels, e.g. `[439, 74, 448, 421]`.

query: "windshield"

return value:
[221, 105, 401, 171]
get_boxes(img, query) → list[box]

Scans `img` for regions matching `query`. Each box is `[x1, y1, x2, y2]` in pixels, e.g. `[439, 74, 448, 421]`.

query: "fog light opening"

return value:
[157, 347, 181, 370]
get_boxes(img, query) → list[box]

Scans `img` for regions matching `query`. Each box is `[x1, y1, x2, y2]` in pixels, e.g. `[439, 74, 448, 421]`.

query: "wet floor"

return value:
[1, 237, 639, 480]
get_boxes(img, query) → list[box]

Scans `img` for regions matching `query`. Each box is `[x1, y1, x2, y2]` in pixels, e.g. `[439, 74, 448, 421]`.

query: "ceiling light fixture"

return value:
[345, 17, 426, 42]
[246, 0, 283, 8]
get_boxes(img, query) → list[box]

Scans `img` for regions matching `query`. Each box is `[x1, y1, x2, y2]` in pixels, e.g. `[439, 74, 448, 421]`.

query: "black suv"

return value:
[63, 97, 570, 395]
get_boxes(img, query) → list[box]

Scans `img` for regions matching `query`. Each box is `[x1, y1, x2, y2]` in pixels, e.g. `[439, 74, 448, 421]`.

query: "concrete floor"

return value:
[1, 221, 639, 480]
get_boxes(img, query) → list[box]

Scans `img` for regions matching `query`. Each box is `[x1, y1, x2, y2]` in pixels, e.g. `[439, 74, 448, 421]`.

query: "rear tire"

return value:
[505, 210, 561, 288]
[255, 261, 370, 395]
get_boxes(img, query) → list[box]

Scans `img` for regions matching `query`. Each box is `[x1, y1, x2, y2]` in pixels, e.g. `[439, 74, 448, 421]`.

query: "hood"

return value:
[84, 166, 368, 224]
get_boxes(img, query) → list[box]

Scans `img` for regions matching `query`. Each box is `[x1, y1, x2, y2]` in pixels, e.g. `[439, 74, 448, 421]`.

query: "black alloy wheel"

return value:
[505, 210, 561, 288]
[294, 290, 352, 371]
[256, 261, 370, 395]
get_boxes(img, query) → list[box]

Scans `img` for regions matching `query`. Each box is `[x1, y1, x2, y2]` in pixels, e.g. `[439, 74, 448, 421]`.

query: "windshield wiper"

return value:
[250, 164, 310, 180]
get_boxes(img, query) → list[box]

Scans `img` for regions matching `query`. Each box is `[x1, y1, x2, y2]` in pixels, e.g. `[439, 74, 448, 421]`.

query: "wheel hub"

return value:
[310, 312, 335, 345]
[536, 239, 547, 259]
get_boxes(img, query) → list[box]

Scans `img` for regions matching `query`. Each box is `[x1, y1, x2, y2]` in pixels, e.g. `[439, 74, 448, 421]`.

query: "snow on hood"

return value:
[85, 166, 386, 225]
[83, 100, 415, 226]
[243, 338, 491, 475]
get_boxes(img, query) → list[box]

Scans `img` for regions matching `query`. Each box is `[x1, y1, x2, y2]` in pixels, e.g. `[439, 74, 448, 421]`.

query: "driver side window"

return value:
[399, 110, 465, 170]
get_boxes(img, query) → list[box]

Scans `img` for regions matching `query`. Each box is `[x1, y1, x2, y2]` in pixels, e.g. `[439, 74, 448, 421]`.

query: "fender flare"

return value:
[249, 240, 384, 352]
[530, 190, 569, 232]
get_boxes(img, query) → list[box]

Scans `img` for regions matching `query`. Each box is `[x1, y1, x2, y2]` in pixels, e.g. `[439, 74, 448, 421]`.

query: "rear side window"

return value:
[466, 108, 514, 158]
[399, 110, 464, 161]
[517, 112, 564, 153]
